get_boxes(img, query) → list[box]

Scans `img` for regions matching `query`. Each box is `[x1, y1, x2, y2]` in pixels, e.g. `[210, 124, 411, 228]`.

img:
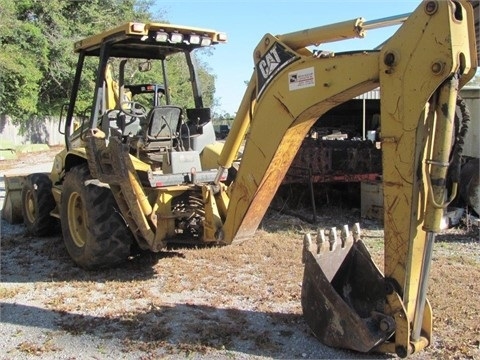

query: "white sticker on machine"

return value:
[288, 67, 315, 91]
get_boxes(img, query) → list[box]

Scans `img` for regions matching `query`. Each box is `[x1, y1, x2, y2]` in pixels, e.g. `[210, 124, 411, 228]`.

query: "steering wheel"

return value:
[120, 101, 148, 117]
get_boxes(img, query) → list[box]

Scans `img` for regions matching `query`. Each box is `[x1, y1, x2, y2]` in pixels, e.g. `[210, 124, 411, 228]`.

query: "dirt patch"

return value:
[1, 150, 479, 359]
[0, 146, 63, 173]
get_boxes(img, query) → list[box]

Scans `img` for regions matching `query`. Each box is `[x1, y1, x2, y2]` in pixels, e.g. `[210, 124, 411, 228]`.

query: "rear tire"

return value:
[61, 164, 134, 270]
[22, 173, 58, 236]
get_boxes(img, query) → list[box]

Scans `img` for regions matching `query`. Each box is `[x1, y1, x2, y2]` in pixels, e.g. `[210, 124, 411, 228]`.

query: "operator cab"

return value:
[64, 22, 227, 186]
[101, 59, 218, 176]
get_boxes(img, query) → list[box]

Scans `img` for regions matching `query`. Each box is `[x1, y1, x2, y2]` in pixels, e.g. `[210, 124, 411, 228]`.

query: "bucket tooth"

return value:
[316, 229, 329, 253]
[302, 233, 315, 263]
[352, 222, 361, 240]
[301, 223, 394, 353]
[328, 227, 337, 251]
[341, 225, 348, 247]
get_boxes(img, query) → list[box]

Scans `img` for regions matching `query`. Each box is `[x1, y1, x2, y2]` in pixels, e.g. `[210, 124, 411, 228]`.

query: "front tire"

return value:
[61, 164, 134, 269]
[22, 173, 58, 236]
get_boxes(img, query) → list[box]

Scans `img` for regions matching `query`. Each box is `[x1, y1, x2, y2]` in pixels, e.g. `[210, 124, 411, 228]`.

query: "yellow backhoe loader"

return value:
[1, 0, 478, 357]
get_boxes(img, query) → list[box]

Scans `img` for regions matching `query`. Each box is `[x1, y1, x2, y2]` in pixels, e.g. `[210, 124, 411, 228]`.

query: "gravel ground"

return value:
[0, 218, 399, 360]
[1, 148, 478, 360]
[0, 148, 370, 360]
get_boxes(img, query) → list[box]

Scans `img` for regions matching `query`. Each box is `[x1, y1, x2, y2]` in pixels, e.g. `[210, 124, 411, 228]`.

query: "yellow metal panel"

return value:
[202, 185, 223, 241]
[74, 22, 226, 53]
[223, 51, 379, 243]
[278, 17, 365, 50]
[200, 141, 224, 170]
[378, 0, 477, 323]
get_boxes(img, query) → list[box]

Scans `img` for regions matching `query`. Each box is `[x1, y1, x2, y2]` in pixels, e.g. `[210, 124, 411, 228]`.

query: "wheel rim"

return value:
[67, 191, 87, 248]
[24, 189, 36, 224]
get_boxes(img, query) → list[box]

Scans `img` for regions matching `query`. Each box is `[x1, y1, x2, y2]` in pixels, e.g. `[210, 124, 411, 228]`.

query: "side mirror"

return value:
[138, 61, 152, 72]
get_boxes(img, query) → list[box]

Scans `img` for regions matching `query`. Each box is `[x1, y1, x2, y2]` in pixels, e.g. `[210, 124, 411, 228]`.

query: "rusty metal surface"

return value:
[285, 139, 382, 184]
[301, 229, 393, 353]
[1, 175, 26, 224]
[85, 135, 158, 250]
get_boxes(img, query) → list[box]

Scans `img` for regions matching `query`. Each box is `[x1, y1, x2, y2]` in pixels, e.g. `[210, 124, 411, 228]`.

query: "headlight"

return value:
[131, 23, 145, 33]
[170, 32, 184, 43]
[155, 31, 168, 42]
[189, 34, 201, 45]
[200, 37, 212, 46]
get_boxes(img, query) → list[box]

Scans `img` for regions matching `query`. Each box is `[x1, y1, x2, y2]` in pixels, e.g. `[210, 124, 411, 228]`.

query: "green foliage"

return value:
[0, 44, 43, 119]
[166, 53, 216, 109]
[0, 0, 218, 124]
[0, 0, 46, 120]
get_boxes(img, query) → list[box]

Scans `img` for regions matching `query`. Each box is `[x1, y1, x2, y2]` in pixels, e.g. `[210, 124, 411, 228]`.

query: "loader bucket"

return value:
[1, 175, 26, 224]
[301, 224, 394, 353]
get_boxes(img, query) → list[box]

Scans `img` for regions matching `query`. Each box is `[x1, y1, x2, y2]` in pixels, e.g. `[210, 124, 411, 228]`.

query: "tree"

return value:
[0, 0, 45, 120]
[0, 0, 218, 125]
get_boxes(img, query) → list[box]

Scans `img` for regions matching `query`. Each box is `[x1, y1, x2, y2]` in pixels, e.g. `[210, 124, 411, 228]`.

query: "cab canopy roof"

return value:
[74, 22, 227, 59]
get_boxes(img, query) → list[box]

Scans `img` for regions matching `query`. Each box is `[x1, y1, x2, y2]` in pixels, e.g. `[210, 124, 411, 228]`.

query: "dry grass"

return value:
[16, 337, 60, 356]
[0, 285, 24, 299]
[0, 146, 63, 172]
[1, 199, 479, 359]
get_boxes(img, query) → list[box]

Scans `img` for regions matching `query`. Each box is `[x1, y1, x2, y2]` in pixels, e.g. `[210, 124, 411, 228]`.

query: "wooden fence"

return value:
[0, 115, 63, 147]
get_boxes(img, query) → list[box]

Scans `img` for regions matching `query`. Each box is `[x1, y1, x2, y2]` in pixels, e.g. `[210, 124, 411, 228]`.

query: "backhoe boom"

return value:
[215, 0, 477, 356]
[2, 1, 477, 357]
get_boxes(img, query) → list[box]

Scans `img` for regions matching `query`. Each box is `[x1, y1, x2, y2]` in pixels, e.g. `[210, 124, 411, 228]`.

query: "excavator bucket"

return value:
[1, 175, 26, 224]
[301, 224, 394, 353]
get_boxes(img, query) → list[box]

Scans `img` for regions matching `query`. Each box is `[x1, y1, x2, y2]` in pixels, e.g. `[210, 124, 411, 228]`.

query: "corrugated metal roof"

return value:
[357, 2, 478, 101]
[355, 85, 478, 101]
[355, 88, 380, 100]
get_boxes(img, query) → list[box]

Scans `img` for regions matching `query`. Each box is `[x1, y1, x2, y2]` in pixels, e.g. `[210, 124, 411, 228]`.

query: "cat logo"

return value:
[258, 47, 281, 79]
[256, 42, 297, 98]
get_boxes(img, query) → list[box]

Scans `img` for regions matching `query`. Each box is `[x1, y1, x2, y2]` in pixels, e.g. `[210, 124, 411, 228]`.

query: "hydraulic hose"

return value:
[449, 95, 471, 185]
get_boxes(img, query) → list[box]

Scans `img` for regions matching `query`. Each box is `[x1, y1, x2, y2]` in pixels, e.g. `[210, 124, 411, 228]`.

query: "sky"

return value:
[152, 0, 421, 114]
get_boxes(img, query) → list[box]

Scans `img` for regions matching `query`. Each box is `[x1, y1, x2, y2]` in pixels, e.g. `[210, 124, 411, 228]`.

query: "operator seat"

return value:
[143, 105, 183, 152]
